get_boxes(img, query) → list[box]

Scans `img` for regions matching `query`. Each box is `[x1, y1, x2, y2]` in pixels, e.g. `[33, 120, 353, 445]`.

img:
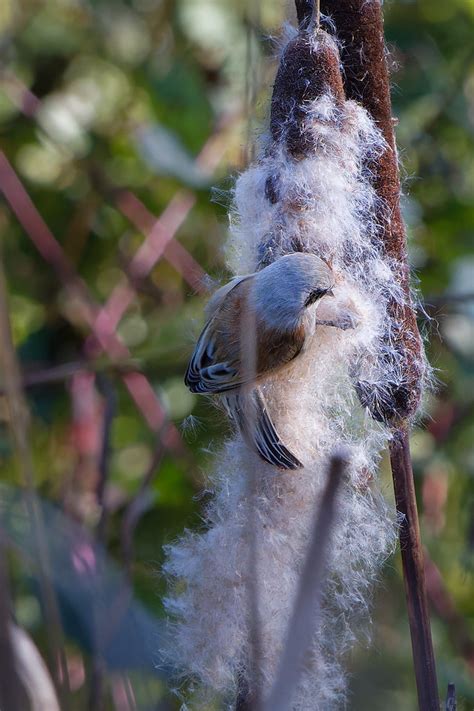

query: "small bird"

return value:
[185, 252, 350, 470]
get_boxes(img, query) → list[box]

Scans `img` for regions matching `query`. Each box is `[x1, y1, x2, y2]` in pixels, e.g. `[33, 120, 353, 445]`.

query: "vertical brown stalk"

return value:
[318, 1, 439, 709]
[320, 0, 423, 421]
[389, 429, 439, 711]
[239, 306, 262, 711]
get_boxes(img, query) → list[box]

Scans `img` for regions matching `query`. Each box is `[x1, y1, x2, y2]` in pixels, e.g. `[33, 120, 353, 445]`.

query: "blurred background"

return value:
[0, 0, 473, 709]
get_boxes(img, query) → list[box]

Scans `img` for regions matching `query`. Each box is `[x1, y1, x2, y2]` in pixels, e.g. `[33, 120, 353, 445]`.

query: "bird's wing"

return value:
[204, 275, 250, 319]
[184, 316, 240, 393]
[226, 389, 302, 470]
[185, 277, 306, 394]
[185, 277, 249, 393]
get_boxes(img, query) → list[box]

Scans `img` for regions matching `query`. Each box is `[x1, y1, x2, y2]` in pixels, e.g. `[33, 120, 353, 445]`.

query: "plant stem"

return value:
[390, 430, 439, 710]
[445, 682, 456, 711]
[264, 455, 346, 711]
[319, 1, 440, 707]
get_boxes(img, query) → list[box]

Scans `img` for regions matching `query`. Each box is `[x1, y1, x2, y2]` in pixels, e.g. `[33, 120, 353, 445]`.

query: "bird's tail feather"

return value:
[225, 389, 302, 471]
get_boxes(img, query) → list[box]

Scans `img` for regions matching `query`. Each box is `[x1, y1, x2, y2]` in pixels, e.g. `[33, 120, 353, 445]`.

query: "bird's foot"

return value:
[315, 311, 360, 331]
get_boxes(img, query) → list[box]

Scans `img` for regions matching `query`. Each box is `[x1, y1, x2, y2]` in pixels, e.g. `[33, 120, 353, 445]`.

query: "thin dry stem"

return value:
[240, 305, 263, 710]
[264, 454, 346, 711]
[319, 2, 439, 707]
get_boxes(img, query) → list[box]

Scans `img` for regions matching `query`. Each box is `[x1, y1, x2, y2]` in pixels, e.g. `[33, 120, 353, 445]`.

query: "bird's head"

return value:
[251, 252, 335, 330]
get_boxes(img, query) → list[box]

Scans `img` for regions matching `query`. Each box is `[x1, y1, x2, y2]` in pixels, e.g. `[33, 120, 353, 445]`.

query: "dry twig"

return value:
[445, 682, 456, 711]
[264, 455, 346, 711]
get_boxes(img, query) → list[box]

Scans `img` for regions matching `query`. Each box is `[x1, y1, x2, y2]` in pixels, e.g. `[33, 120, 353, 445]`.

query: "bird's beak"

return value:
[325, 288, 335, 298]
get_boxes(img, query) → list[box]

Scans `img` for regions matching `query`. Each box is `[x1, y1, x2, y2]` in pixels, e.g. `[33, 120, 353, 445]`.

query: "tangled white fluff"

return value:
[163, 30, 412, 710]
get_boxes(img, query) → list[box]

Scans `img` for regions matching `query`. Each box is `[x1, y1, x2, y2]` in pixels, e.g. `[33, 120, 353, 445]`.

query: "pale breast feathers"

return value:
[185, 277, 306, 394]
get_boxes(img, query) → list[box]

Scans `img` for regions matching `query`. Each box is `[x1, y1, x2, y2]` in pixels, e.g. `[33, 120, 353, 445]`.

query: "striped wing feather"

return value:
[226, 389, 302, 470]
[185, 278, 306, 394]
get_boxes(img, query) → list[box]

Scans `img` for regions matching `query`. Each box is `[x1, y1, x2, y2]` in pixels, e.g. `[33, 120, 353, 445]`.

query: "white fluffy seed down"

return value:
[163, 31, 417, 711]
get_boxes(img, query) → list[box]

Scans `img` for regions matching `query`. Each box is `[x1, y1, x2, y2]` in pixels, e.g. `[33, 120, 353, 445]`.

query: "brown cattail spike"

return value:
[270, 30, 345, 159]
[321, 0, 424, 424]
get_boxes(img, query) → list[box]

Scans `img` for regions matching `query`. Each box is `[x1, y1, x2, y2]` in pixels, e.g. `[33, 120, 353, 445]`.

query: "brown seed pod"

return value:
[270, 29, 345, 158]
[321, 0, 425, 424]
[258, 28, 347, 271]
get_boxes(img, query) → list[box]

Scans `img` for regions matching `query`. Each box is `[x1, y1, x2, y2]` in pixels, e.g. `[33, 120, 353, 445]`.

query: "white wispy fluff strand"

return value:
[163, 31, 411, 710]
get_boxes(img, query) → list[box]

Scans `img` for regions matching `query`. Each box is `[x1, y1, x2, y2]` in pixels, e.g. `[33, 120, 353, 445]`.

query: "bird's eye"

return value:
[304, 289, 326, 307]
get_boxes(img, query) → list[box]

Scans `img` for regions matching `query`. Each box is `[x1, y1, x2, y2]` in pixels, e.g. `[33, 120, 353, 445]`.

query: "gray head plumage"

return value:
[250, 252, 335, 329]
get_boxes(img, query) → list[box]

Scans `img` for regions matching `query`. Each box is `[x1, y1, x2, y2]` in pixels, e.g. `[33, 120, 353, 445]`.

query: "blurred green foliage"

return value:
[0, 0, 473, 709]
